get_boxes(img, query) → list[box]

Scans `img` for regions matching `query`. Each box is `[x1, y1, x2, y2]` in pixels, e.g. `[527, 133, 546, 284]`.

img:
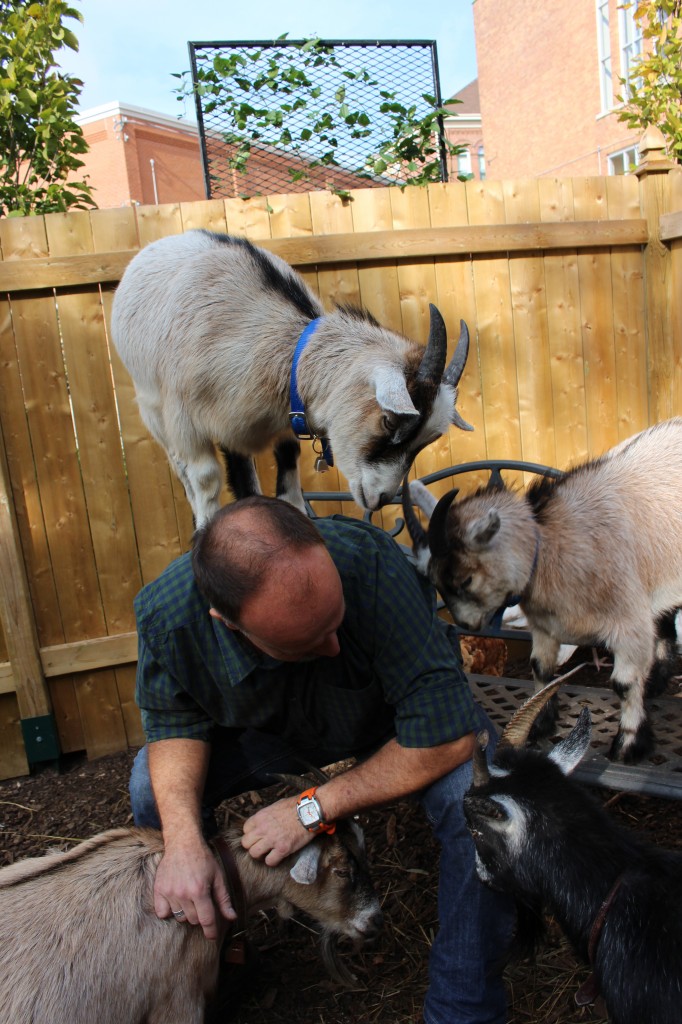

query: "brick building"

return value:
[74, 102, 205, 208]
[473, 0, 644, 178]
[444, 79, 485, 181]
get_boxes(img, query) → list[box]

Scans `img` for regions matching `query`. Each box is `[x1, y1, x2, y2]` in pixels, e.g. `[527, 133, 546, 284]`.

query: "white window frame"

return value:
[477, 145, 486, 181]
[619, 2, 643, 93]
[457, 148, 472, 177]
[608, 145, 639, 175]
[596, 0, 614, 111]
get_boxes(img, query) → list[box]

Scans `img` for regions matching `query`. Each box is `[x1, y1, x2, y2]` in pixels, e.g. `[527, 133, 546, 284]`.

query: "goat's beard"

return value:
[319, 930, 361, 987]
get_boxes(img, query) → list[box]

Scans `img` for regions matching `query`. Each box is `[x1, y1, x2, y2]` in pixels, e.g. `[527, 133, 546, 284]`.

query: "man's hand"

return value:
[153, 837, 236, 940]
[241, 796, 313, 866]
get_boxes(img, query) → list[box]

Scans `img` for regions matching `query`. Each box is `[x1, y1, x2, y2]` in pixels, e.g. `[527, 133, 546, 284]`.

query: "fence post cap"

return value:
[635, 126, 675, 177]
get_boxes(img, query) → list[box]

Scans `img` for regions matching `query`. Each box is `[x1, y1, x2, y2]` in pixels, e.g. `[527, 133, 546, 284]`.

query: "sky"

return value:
[56, 0, 478, 122]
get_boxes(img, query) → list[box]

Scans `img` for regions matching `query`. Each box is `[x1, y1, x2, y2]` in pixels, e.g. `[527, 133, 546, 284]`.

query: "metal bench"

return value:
[304, 461, 682, 800]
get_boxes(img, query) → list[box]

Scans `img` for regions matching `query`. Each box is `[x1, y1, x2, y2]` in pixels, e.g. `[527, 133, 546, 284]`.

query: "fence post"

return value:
[0, 419, 60, 766]
[635, 126, 676, 423]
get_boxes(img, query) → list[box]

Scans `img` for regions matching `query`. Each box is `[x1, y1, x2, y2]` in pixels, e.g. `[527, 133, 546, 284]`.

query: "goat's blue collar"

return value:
[289, 318, 334, 468]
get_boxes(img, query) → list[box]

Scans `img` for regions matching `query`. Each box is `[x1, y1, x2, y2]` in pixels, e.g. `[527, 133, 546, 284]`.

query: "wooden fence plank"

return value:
[606, 175, 649, 440]
[573, 178, 619, 456]
[467, 180, 523, 479]
[179, 199, 229, 234]
[347, 187, 404, 530]
[537, 178, 589, 471]
[669, 169, 682, 414]
[426, 183, 486, 494]
[0, 417, 49, 719]
[661, 209, 682, 241]
[503, 179, 556, 474]
[636, 133, 677, 424]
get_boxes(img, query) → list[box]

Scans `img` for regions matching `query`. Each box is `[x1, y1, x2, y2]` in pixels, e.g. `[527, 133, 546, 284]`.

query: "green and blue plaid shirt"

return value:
[135, 515, 479, 756]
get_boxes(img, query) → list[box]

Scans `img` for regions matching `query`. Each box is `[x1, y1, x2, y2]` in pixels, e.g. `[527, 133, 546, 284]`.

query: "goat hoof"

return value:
[608, 722, 655, 764]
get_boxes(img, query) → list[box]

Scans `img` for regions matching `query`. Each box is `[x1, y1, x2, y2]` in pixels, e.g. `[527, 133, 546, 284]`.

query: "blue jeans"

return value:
[129, 711, 514, 1024]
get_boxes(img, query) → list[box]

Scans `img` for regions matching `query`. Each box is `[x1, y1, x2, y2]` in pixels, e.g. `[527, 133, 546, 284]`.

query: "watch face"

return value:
[298, 797, 321, 828]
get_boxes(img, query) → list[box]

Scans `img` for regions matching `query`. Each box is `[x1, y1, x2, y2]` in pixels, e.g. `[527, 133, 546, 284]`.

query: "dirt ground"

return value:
[1, 646, 682, 1024]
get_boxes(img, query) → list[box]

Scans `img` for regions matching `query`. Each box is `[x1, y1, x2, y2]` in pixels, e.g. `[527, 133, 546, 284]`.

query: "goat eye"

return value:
[333, 868, 351, 879]
[460, 576, 472, 590]
[381, 413, 394, 434]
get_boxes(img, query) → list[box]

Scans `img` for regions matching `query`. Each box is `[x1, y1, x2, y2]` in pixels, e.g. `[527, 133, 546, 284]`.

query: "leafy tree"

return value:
[175, 37, 463, 197]
[0, 0, 95, 217]
[618, 0, 682, 164]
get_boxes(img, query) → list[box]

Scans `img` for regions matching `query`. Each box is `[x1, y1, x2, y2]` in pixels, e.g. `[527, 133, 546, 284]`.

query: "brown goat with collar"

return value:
[0, 821, 381, 1024]
[403, 418, 682, 763]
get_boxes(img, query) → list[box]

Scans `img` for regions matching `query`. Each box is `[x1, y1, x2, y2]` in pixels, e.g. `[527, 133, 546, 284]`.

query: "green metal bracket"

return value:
[20, 714, 61, 765]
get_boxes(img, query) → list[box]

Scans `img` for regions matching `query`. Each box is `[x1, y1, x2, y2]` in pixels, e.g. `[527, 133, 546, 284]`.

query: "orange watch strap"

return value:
[297, 786, 336, 834]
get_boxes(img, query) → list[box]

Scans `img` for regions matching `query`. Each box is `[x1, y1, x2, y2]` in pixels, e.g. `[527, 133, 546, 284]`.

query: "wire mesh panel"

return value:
[188, 39, 448, 198]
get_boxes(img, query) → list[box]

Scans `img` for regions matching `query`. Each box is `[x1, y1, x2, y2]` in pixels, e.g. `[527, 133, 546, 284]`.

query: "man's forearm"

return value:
[316, 733, 476, 822]
[241, 732, 476, 866]
[147, 737, 211, 844]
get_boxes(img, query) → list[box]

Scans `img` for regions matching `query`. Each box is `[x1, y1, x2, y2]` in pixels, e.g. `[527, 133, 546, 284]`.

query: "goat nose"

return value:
[377, 491, 391, 508]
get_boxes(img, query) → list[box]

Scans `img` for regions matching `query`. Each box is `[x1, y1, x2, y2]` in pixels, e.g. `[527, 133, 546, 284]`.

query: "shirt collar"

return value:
[211, 613, 283, 684]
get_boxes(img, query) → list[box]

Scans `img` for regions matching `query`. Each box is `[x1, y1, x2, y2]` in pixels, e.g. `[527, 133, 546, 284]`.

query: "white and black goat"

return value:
[111, 229, 471, 526]
[464, 682, 682, 1024]
[402, 419, 682, 762]
[0, 818, 382, 1024]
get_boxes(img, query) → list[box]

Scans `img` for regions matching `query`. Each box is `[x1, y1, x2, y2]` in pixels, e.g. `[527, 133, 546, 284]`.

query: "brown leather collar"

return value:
[212, 836, 248, 965]
[575, 873, 625, 1007]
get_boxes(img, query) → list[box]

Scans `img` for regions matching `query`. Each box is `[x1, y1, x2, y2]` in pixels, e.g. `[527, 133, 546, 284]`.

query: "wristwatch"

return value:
[296, 787, 336, 834]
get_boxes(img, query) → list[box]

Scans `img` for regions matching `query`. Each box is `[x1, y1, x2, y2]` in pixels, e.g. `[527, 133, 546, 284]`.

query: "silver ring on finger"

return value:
[172, 909, 186, 920]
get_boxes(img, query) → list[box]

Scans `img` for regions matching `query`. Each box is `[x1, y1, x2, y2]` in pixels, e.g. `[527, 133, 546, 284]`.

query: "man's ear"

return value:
[209, 608, 237, 630]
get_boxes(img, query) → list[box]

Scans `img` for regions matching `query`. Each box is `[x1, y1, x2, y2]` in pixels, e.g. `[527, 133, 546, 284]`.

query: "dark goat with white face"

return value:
[464, 682, 682, 1024]
[111, 230, 471, 525]
[402, 418, 682, 762]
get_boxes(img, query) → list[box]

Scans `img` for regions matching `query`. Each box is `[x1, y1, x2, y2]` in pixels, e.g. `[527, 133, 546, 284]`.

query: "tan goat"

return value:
[0, 821, 382, 1024]
[403, 419, 682, 763]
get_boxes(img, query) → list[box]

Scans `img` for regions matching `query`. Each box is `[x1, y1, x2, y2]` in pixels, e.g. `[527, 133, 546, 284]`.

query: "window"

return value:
[457, 148, 472, 178]
[608, 145, 639, 174]
[478, 145, 486, 181]
[620, 2, 643, 93]
[596, 0, 613, 110]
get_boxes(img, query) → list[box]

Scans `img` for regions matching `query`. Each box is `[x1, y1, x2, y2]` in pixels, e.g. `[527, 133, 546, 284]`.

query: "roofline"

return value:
[444, 113, 482, 127]
[75, 102, 198, 136]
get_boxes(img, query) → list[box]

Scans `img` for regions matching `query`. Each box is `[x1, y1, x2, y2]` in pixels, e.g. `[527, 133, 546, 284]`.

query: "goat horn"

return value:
[442, 319, 470, 388]
[415, 304, 448, 385]
[427, 486, 459, 558]
[496, 680, 563, 752]
[401, 475, 428, 549]
[472, 730, 491, 788]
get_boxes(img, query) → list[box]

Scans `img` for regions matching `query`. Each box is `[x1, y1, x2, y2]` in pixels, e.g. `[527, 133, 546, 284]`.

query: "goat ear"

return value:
[548, 706, 592, 775]
[289, 842, 322, 885]
[372, 366, 419, 420]
[466, 510, 500, 549]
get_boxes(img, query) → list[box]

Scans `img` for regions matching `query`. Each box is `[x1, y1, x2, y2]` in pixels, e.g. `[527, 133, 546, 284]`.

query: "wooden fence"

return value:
[0, 129, 681, 780]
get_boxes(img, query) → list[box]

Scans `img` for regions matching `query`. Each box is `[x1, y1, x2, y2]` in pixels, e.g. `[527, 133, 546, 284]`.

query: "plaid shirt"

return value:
[135, 515, 479, 754]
